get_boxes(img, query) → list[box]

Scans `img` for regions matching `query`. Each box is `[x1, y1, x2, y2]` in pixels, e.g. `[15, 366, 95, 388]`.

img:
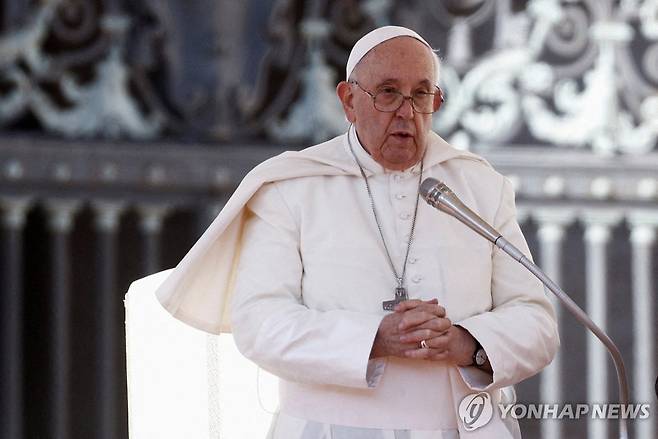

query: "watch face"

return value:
[475, 348, 487, 366]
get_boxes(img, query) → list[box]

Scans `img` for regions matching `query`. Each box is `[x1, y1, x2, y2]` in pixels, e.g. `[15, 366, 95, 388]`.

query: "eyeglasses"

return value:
[350, 81, 445, 114]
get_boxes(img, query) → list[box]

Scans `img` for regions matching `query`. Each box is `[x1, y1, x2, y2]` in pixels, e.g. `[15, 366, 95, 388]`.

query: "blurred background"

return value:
[0, 0, 656, 438]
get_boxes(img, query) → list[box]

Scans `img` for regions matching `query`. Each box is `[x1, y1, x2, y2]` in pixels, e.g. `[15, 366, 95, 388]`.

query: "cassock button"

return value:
[396, 194, 407, 200]
[412, 275, 423, 283]
[409, 257, 418, 264]
[399, 212, 411, 220]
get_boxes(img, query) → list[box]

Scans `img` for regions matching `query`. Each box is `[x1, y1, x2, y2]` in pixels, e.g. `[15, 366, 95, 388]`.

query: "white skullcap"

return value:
[346, 25, 434, 82]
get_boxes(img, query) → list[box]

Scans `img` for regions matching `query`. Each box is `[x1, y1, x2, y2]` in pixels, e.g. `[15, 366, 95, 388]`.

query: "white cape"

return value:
[148, 131, 467, 334]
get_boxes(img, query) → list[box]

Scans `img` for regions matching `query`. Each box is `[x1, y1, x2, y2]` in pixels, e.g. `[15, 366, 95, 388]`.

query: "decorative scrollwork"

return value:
[425, 0, 658, 155]
[266, 18, 348, 143]
[0, 0, 163, 139]
[545, 3, 591, 58]
[0, 0, 655, 153]
[237, 0, 303, 138]
[51, 0, 98, 44]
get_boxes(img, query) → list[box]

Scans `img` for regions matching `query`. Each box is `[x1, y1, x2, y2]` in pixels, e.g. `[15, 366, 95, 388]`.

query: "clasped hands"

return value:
[370, 298, 476, 366]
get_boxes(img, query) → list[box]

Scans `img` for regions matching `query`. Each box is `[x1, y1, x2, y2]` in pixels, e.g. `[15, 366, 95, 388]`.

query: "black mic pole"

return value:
[420, 178, 630, 439]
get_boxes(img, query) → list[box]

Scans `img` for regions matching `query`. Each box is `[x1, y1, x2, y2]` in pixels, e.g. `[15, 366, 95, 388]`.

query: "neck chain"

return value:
[347, 128, 424, 311]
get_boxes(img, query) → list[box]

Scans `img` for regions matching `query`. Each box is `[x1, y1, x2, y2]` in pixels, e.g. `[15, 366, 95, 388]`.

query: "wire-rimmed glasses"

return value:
[350, 81, 445, 114]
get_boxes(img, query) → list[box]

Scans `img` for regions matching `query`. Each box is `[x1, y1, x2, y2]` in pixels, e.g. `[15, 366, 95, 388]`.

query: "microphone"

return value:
[420, 178, 500, 243]
[419, 178, 526, 262]
[420, 177, 631, 439]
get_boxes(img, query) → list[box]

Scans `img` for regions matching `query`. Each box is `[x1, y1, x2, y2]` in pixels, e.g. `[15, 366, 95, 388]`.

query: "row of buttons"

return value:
[394, 171, 412, 222]
[394, 172, 422, 284]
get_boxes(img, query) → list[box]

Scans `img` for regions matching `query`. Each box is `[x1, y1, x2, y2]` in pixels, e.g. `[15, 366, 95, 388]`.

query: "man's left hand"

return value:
[400, 324, 476, 366]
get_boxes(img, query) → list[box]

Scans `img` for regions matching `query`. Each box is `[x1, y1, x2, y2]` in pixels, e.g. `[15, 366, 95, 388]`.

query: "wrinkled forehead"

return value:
[346, 26, 437, 83]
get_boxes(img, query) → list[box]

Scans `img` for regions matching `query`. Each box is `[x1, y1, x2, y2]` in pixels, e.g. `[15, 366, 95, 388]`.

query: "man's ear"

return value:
[336, 81, 356, 123]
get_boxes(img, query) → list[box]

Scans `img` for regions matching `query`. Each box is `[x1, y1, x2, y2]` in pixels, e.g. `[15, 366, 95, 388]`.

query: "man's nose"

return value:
[395, 96, 415, 119]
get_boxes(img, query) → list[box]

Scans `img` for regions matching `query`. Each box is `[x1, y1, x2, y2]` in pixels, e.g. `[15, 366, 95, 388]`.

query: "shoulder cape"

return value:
[127, 131, 487, 334]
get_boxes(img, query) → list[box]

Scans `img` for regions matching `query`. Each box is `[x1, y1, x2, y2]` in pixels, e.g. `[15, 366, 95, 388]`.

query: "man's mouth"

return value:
[390, 131, 414, 139]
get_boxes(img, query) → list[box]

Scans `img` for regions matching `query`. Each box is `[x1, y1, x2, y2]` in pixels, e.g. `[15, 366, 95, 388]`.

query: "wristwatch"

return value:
[472, 340, 487, 367]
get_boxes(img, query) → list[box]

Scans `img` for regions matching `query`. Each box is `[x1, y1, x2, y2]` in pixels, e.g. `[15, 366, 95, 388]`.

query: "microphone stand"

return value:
[421, 180, 630, 439]
[496, 236, 629, 439]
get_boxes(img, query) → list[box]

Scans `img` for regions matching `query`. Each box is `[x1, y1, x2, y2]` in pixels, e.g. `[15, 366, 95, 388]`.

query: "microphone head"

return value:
[420, 177, 441, 201]
[420, 176, 502, 243]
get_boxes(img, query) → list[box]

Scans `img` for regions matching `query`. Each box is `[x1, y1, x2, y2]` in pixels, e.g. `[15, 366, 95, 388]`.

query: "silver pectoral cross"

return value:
[382, 286, 408, 311]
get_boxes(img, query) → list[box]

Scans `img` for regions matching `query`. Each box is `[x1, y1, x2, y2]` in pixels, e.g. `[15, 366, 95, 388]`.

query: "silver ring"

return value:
[420, 339, 429, 349]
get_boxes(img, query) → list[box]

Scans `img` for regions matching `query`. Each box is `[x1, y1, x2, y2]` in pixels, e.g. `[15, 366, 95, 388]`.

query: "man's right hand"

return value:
[369, 298, 449, 359]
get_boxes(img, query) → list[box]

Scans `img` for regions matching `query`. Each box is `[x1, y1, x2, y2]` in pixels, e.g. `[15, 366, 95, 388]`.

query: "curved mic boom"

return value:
[420, 177, 631, 439]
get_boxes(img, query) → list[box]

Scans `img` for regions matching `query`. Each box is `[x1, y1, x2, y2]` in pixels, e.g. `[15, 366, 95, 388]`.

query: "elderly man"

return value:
[155, 26, 558, 438]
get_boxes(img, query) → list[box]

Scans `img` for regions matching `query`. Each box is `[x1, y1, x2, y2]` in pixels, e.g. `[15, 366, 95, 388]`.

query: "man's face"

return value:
[337, 37, 438, 171]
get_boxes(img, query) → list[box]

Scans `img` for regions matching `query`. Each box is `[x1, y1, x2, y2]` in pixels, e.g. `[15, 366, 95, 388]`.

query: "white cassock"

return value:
[144, 127, 559, 438]
[231, 127, 558, 438]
